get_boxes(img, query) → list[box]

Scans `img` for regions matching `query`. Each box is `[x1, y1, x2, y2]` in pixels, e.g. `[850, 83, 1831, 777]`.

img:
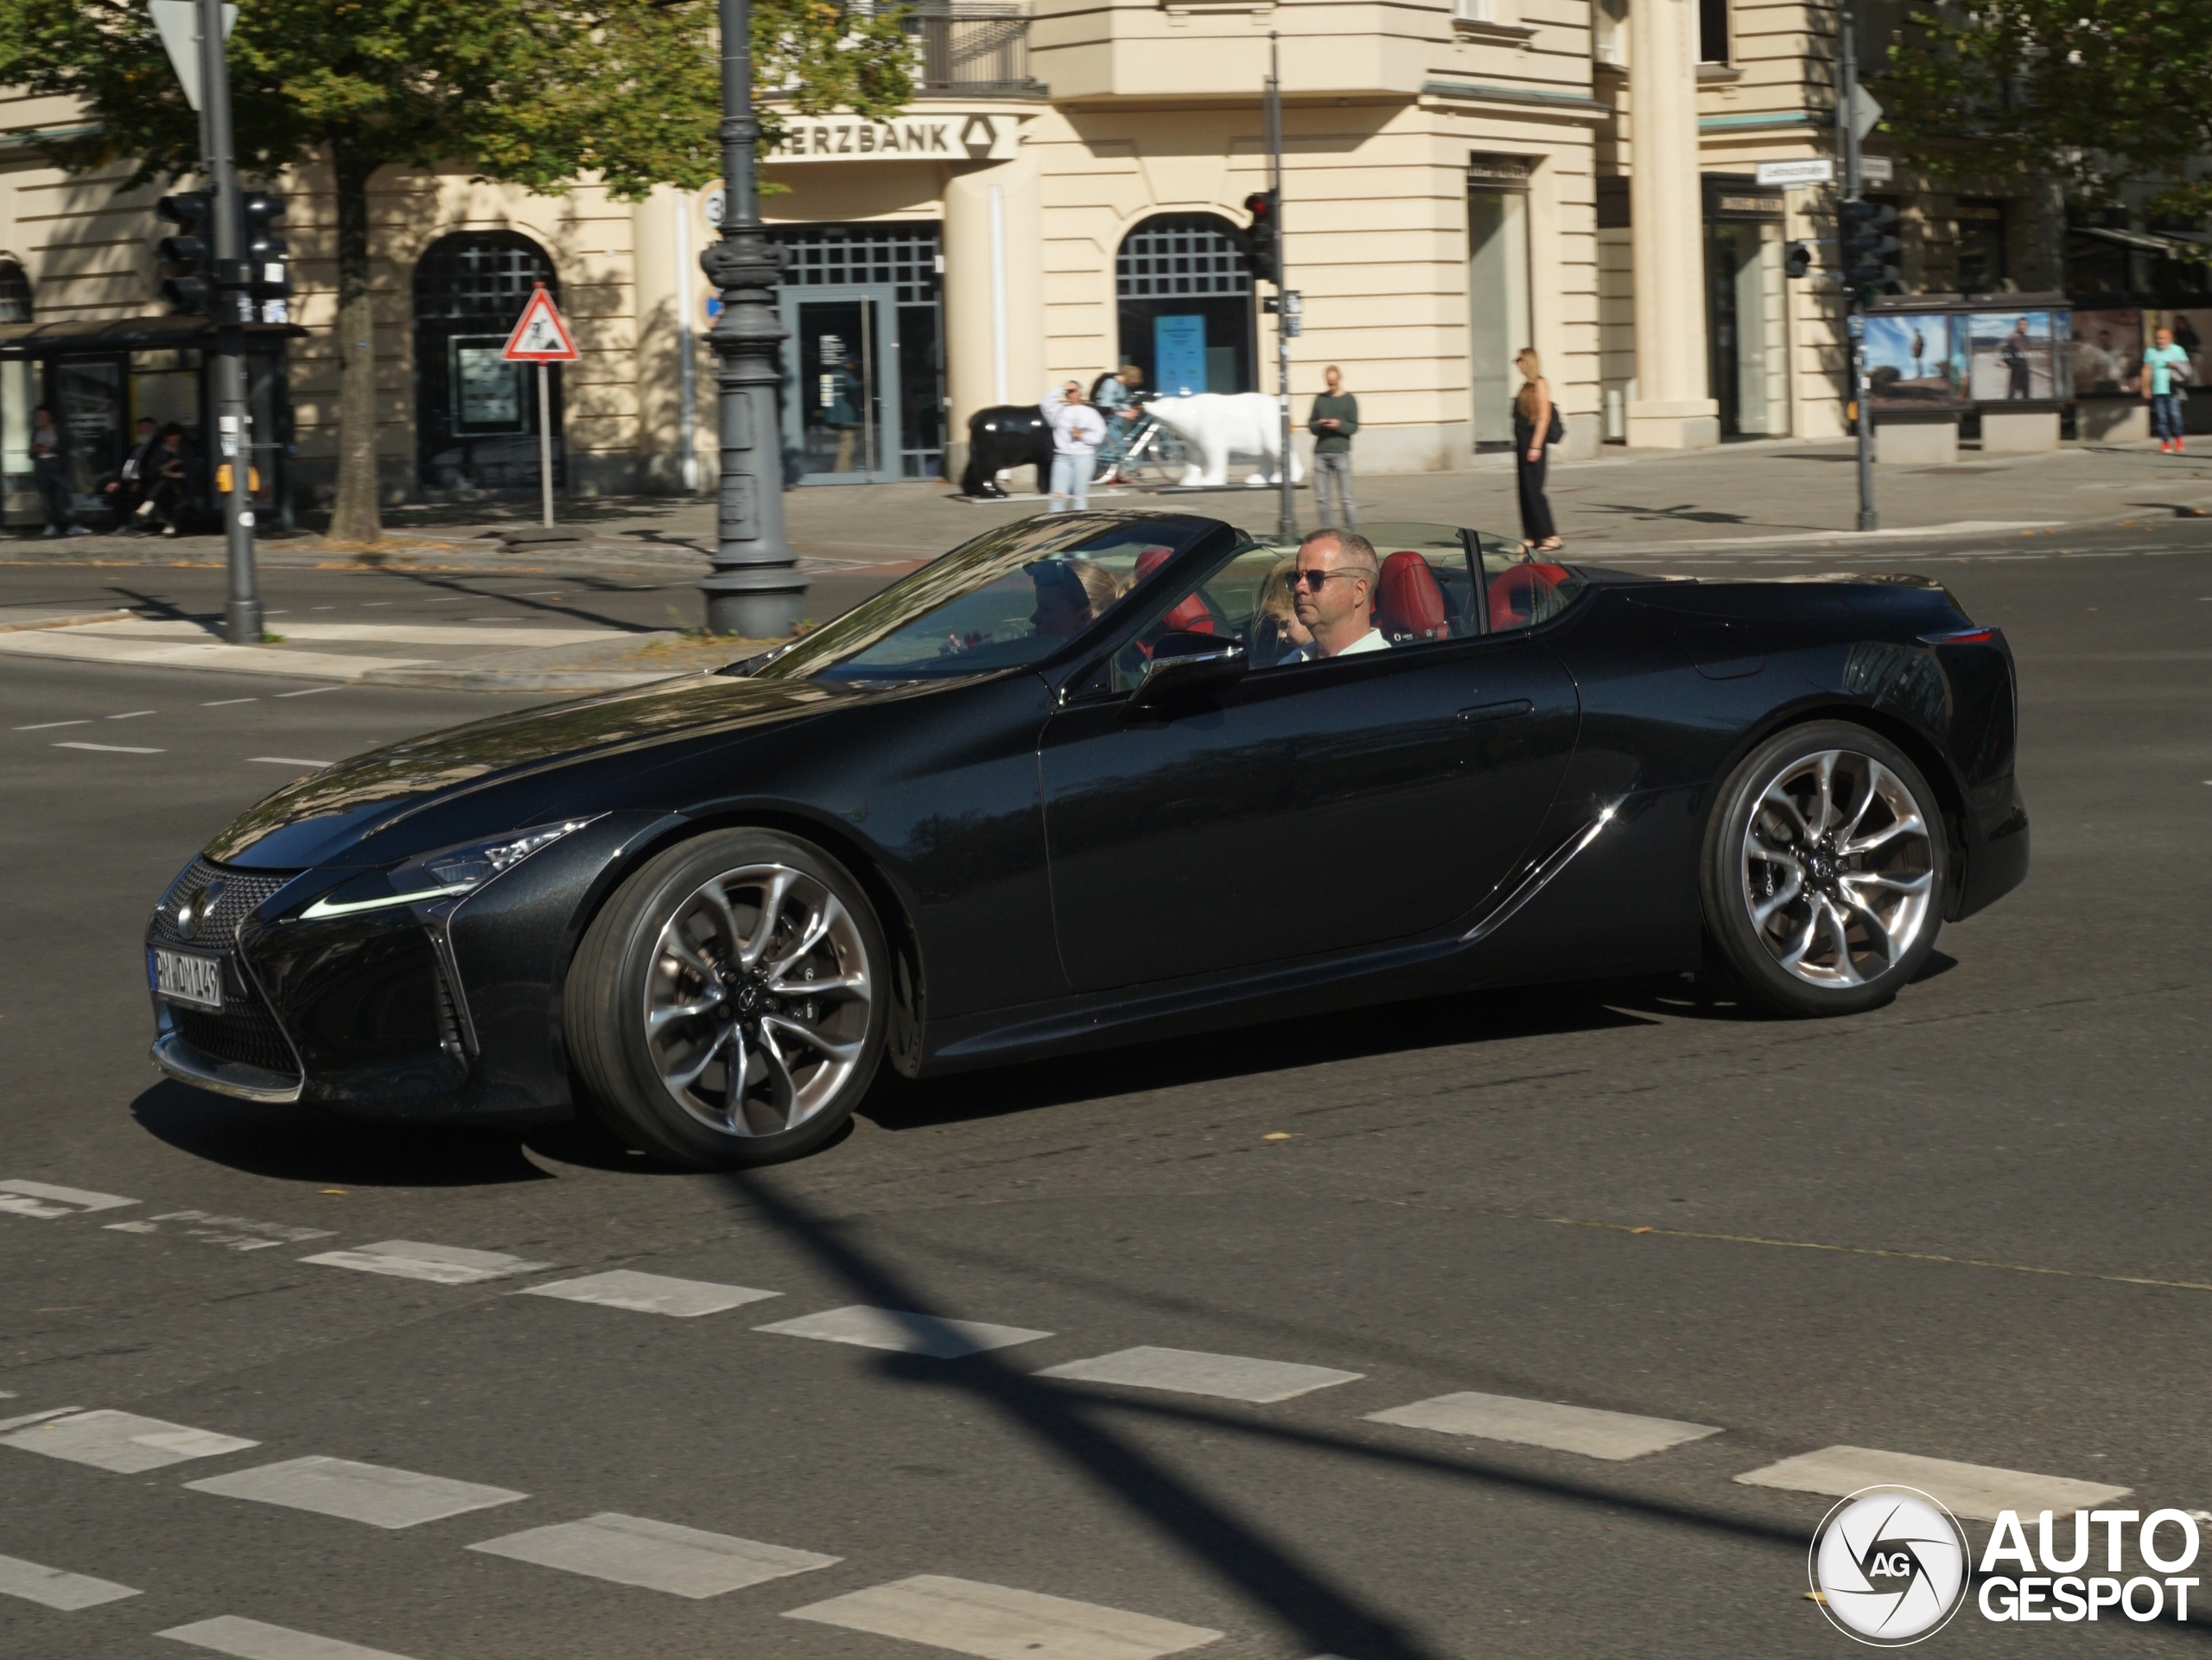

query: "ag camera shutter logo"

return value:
[1810, 1486, 1969, 1645]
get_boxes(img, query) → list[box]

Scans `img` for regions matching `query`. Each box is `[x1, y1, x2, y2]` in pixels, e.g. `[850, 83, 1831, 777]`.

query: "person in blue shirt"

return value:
[2144, 325, 2192, 454]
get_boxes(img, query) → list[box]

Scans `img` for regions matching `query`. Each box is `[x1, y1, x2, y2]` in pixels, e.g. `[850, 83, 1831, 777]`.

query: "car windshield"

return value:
[754, 513, 1221, 682]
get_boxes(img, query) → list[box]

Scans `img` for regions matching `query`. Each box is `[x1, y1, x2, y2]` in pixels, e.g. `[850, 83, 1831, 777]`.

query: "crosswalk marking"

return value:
[755, 1305, 1052, 1358]
[0, 1409, 258, 1473]
[0, 1178, 138, 1219]
[1037, 1346, 1363, 1404]
[0, 1407, 80, 1434]
[300, 1240, 554, 1285]
[1732, 1446, 2132, 1520]
[1365, 1392, 1725, 1460]
[105, 1211, 336, 1250]
[159, 1614, 421, 1660]
[784, 1574, 1223, 1660]
[521, 1269, 781, 1318]
[0, 1550, 140, 1610]
[468, 1511, 840, 1598]
[187, 1455, 530, 1530]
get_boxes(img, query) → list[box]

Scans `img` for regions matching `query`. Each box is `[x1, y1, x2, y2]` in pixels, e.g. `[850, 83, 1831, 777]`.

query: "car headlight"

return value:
[299, 818, 600, 920]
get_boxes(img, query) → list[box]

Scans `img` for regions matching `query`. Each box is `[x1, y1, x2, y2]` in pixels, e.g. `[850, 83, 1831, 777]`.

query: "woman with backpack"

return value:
[1513, 347, 1564, 554]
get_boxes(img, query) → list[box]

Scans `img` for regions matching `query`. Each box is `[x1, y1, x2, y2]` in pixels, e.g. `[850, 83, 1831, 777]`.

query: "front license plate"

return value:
[154, 948, 223, 1010]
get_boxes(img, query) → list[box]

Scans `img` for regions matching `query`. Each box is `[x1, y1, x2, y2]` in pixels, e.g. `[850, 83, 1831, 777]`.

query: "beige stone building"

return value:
[0, 0, 2071, 522]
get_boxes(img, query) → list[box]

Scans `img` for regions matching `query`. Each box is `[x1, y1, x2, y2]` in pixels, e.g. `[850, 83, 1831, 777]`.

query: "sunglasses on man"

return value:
[1291, 566, 1360, 590]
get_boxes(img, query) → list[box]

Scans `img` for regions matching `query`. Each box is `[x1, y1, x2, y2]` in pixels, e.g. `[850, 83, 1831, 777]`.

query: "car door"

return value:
[1038, 534, 1580, 993]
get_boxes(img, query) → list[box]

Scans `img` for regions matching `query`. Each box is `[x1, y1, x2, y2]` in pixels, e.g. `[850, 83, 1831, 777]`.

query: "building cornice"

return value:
[1419, 81, 1608, 121]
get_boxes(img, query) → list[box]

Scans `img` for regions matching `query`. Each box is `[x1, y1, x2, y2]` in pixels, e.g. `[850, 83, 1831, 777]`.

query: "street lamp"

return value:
[699, 0, 808, 637]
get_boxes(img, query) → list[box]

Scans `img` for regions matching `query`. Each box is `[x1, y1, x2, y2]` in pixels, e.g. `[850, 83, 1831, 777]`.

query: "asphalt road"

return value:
[1, 518, 2207, 1660]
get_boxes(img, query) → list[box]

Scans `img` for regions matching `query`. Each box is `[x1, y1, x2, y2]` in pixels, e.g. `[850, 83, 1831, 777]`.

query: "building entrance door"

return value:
[1468, 183, 1531, 446]
[779, 287, 899, 484]
[1705, 188, 1790, 437]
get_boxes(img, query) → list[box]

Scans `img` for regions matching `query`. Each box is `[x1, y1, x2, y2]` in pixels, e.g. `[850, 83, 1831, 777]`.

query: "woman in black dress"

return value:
[1512, 348, 1562, 553]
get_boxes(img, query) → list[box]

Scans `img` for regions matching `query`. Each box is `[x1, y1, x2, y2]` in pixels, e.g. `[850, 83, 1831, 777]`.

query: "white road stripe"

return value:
[201, 697, 259, 706]
[108, 1211, 336, 1251]
[108, 709, 156, 719]
[469, 1511, 839, 1598]
[1, 1409, 258, 1473]
[0, 1408, 80, 1433]
[1038, 1346, 1363, 1404]
[301, 1240, 553, 1285]
[274, 686, 342, 697]
[522, 1270, 781, 1318]
[0, 1179, 138, 1218]
[247, 757, 334, 768]
[784, 1574, 1222, 1660]
[0, 1550, 141, 1610]
[1732, 1445, 2131, 1520]
[53, 741, 163, 754]
[754, 1305, 1051, 1358]
[1365, 1392, 1723, 1460]
[13, 719, 90, 729]
[159, 1614, 421, 1660]
[187, 1455, 529, 1529]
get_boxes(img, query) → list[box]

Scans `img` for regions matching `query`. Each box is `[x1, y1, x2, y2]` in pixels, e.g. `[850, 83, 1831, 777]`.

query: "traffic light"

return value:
[1839, 198, 1900, 294]
[155, 190, 215, 315]
[242, 190, 289, 322]
[1783, 239, 1814, 279]
[1242, 190, 1281, 286]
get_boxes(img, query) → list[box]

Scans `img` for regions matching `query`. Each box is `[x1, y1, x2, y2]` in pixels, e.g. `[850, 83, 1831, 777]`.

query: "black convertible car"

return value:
[147, 512, 2026, 1167]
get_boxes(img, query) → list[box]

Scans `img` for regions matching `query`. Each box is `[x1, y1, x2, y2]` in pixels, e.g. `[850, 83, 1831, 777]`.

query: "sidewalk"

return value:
[3, 436, 2205, 691]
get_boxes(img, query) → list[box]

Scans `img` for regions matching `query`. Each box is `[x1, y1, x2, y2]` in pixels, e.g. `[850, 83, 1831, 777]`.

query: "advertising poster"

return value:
[1862, 313, 1963, 410]
[453, 343, 524, 430]
[2070, 308, 2143, 397]
[1153, 315, 1208, 398]
[2162, 308, 2211, 390]
[1967, 310, 2060, 402]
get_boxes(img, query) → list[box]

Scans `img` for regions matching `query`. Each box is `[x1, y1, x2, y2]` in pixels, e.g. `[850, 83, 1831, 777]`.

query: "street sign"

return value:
[1848, 86, 1884, 143]
[1757, 158, 1834, 188]
[1860, 154, 1895, 186]
[148, 0, 235, 113]
[502, 283, 580, 362]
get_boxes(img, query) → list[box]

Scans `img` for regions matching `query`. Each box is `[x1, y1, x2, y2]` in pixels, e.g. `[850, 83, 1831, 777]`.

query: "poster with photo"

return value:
[1967, 310, 2061, 402]
[2070, 308, 2143, 397]
[2161, 309, 2211, 391]
[1862, 313, 1964, 410]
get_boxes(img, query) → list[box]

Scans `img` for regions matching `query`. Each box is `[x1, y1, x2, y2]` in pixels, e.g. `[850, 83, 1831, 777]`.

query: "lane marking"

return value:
[301, 1239, 553, 1285]
[522, 1270, 782, 1318]
[202, 698, 259, 706]
[105, 1211, 336, 1251]
[469, 1512, 840, 1599]
[754, 1305, 1051, 1359]
[1733, 1446, 2130, 1521]
[53, 741, 164, 754]
[1038, 1346, 1363, 1404]
[0, 1408, 82, 1433]
[187, 1455, 529, 1529]
[273, 685, 341, 697]
[0, 1179, 139, 1219]
[13, 719, 90, 730]
[784, 1574, 1223, 1660]
[1, 1409, 258, 1473]
[1365, 1392, 1723, 1460]
[107, 709, 156, 719]
[0, 1550, 141, 1610]
[247, 756, 334, 768]
[159, 1614, 421, 1660]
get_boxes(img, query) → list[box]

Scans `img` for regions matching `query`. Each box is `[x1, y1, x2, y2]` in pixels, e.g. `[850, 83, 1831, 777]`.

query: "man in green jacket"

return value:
[1308, 364, 1358, 528]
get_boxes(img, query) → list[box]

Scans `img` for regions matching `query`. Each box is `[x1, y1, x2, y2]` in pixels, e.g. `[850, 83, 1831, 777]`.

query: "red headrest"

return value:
[1133, 546, 1174, 582]
[1488, 562, 1569, 632]
[1161, 595, 1217, 635]
[1376, 551, 1450, 644]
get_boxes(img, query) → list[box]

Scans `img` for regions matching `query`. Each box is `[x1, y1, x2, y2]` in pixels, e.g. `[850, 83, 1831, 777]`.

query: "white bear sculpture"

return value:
[1144, 392, 1304, 488]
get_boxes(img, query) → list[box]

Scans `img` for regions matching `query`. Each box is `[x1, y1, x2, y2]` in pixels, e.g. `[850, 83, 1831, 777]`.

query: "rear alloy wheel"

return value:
[566, 830, 887, 1167]
[1701, 722, 1946, 1016]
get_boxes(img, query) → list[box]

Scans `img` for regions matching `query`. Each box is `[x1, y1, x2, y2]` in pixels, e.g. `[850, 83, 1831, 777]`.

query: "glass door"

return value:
[780, 285, 900, 484]
[1707, 219, 1790, 437]
[1469, 188, 1531, 446]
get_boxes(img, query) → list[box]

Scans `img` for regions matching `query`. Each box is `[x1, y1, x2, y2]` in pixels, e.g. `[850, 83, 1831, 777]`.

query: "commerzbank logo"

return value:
[1810, 1488, 1970, 1645]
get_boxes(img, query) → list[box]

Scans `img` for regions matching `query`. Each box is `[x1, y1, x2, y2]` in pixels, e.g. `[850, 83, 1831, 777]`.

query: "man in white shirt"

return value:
[1278, 528, 1389, 663]
[1048, 384, 1107, 512]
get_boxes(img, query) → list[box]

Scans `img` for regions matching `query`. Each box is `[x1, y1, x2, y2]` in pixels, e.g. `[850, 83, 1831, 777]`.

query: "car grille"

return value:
[151, 857, 292, 948]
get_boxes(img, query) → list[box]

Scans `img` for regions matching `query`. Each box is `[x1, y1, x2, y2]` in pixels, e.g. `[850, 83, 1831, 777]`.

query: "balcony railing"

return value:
[901, 2, 1044, 97]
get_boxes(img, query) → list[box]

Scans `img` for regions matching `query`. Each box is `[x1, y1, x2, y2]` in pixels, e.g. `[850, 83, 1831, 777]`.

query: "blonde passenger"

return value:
[1249, 558, 1314, 665]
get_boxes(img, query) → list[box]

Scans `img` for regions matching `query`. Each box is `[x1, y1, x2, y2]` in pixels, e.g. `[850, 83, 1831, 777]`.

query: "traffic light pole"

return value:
[1840, 6, 1876, 531]
[197, 0, 261, 641]
[1266, 35, 1294, 542]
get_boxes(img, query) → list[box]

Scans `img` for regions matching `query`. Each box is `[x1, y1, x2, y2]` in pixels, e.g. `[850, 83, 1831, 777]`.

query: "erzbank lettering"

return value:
[1977, 1508, 2202, 1625]
[784, 122, 952, 156]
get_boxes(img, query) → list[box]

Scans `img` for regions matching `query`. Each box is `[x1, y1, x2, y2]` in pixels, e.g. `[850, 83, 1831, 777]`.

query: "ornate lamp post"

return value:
[699, 0, 808, 636]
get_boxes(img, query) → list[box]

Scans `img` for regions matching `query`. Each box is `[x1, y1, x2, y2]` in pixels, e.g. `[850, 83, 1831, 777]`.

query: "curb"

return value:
[355, 666, 687, 693]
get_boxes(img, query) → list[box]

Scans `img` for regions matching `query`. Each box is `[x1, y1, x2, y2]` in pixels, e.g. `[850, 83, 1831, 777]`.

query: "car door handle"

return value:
[1458, 699, 1535, 724]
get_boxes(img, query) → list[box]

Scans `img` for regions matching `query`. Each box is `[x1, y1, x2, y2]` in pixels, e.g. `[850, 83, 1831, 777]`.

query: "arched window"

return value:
[0, 259, 32, 324]
[411, 232, 561, 491]
[1116, 213, 1254, 397]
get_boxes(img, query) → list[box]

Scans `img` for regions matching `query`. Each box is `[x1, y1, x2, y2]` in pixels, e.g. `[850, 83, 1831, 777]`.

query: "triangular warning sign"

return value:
[502, 283, 580, 362]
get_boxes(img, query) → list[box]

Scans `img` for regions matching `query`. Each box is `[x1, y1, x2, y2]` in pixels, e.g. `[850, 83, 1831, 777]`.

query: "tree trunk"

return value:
[327, 154, 382, 544]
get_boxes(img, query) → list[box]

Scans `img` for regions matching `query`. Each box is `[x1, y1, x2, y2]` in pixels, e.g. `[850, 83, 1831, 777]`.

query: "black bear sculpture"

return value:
[960, 404, 1053, 499]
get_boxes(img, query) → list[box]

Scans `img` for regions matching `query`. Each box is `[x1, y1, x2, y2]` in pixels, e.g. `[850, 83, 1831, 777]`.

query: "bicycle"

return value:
[1091, 401, 1192, 489]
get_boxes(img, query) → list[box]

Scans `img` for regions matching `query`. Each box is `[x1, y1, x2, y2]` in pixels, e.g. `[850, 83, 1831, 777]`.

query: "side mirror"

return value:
[1122, 633, 1247, 719]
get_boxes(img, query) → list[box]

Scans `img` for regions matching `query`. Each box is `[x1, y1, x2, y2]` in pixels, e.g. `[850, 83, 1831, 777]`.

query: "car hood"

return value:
[206, 671, 858, 869]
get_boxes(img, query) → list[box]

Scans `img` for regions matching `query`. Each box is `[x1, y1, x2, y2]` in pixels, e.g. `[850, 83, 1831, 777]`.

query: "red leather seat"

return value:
[1376, 551, 1452, 645]
[1488, 562, 1570, 632]
[1135, 544, 1217, 637]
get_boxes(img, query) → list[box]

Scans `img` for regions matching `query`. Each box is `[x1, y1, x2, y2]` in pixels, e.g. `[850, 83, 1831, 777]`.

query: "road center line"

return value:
[201, 697, 259, 706]
[248, 757, 334, 768]
[53, 741, 164, 754]
[107, 709, 156, 719]
[14, 719, 90, 730]
[273, 685, 341, 697]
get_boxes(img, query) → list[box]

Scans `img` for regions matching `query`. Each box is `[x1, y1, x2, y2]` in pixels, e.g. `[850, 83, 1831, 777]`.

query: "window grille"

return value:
[1116, 214, 1252, 300]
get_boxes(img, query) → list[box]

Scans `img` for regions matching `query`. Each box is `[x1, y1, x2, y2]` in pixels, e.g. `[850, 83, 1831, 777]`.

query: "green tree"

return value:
[1885, 0, 2212, 226]
[0, 0, 912, 544]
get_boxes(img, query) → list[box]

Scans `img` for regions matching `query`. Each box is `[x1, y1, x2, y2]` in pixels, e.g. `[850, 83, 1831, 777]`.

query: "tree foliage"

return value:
[1885, 0, 2212, 223]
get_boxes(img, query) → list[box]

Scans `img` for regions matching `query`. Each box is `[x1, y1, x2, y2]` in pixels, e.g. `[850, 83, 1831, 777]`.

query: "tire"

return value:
[1700, 721, 1947, 1018]
[564, 830, 889, 1168]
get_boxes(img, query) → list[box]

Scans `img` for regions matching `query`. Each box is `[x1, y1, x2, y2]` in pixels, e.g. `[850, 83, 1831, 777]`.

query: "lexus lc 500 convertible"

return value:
[147, 512, 2027, 1167]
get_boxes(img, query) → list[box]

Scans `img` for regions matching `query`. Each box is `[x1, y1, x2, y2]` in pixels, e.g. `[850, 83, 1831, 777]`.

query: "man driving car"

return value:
[1278, 528, 1388, 664]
